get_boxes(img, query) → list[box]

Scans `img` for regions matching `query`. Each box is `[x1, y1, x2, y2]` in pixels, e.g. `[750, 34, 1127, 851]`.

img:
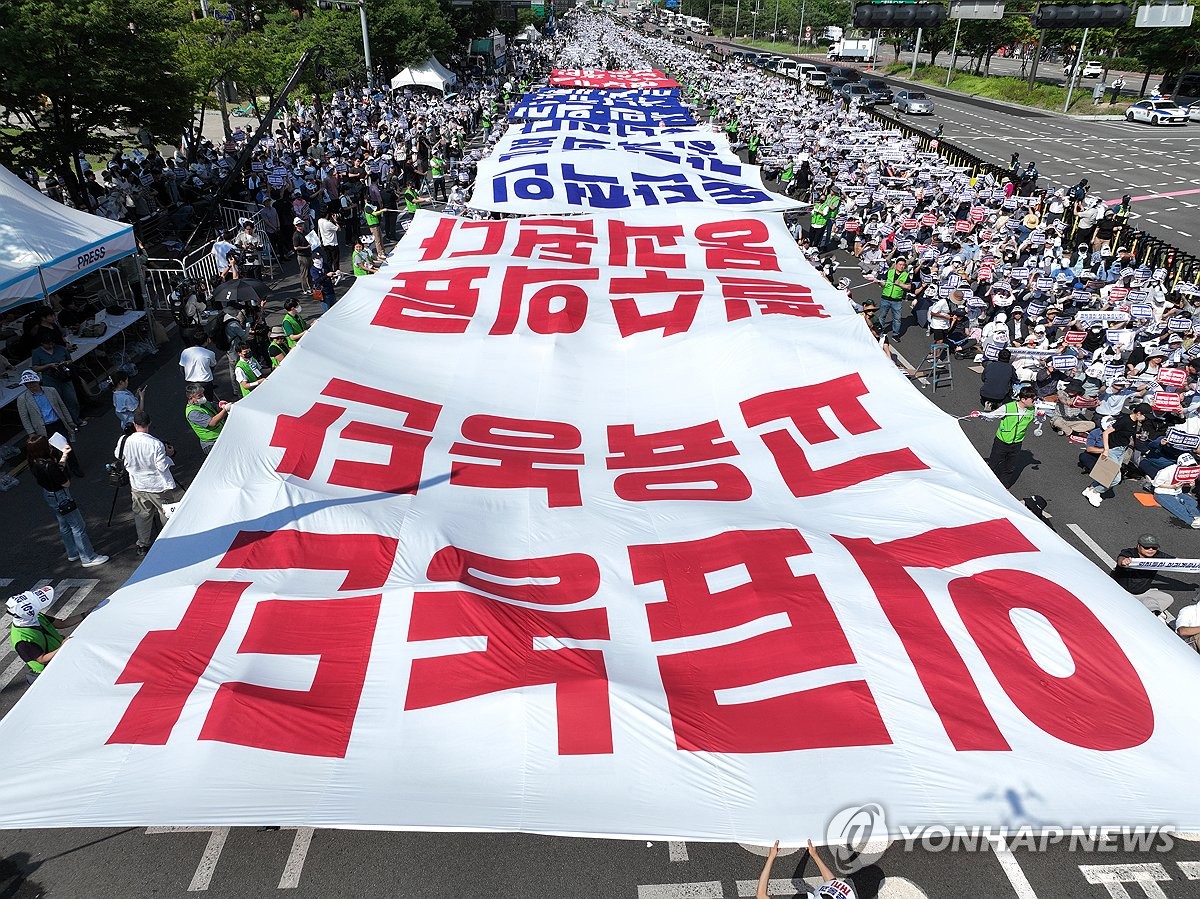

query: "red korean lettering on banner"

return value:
[628, 528, 891, 752]
[606, 421, 751, 501]
[406, 548, 612, 754]
[609, 269, 705, 337]
[694, 219, 781, 272]
[109, 531, 397, 757]
[721, 277, 828, 321]
[837, 519, 1153, 751]
[740, 374, 928, 495]
[1158, 368, 1188, 389]
[491, 265, 600, 335]
[270, 378, 442, 494]
[606, 220, 687, 268]
[417, 218, 507, 262]
[449, 414, 585, 507]
[373, 266, 490, 333]
[513, 218, 599, 265]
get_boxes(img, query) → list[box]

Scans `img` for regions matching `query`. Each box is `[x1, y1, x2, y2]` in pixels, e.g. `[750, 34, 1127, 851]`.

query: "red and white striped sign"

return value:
[970, 207, 986, 223]
[1108, 287, 1130, 302]
[955, 219, 972, 233]
[1064, 330, 1087, 346]
[1153, 391, 1184, 413]
[921, 212, 938, 227]
[902, 218, 919, 230]
[1173, 465, 1200, 484]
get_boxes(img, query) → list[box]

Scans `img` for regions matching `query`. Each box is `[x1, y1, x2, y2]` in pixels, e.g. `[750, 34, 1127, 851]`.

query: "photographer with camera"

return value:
[26, 435, 107, 568]
[31, 331, 82, 425]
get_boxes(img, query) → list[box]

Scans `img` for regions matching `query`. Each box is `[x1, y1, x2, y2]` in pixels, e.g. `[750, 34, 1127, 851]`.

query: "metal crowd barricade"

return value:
[217, 200, 280, 281]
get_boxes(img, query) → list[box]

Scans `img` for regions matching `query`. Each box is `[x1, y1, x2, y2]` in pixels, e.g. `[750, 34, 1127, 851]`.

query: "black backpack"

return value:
[107, 434, 130, 487]
[206, 314, 232, 353]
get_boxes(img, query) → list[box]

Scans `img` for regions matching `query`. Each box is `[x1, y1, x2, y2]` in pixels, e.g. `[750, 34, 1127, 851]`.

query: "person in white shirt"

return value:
[179, 330, 219, 401]
[212, 230, 240, 279]
[1176, 600, 1200, 651]
[317, 212, 340, 274]
[110, 370, 143, 434]
[117, 410, 181, 556]
[756, 840, 857, 899]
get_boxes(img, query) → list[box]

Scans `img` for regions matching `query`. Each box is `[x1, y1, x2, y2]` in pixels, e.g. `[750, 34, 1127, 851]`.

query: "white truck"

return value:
[828, 38, 876, 61]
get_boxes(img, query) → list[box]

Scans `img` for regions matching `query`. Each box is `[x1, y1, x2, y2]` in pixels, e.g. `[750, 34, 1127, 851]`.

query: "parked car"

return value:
[1187, 100, 1200, 123]
[839, 82, 877, 105]
[700, 41, 717, 52]
[894, 90, 935, 114]
[1082, 61, 1105, 78]
[1126, 99, 1189, 125]
[827, 77, 851, 93]
[830, 65, 861, 82]
[804, 69, 829, 87]
[777, 59, 800, 77]
[863, 78, 893, 104]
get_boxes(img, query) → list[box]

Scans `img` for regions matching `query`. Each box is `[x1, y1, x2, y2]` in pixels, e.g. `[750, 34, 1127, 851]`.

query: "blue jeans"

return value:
[879, 297, 903, 336]
[42, 488, 98, 561]
[1090, 445, 1127, 492]
[1156, 492, 1200, 525]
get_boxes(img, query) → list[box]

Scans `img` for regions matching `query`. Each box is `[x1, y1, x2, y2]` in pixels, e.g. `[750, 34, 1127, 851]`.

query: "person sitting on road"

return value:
[756, 839, 856, 899]
[7, 586, 91, 685]
[1111, 533, 1177, 616]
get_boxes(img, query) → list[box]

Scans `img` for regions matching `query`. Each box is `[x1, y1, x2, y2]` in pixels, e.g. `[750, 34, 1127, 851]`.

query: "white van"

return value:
[777, 59, 800, 78]
[804, 69, 828, 87]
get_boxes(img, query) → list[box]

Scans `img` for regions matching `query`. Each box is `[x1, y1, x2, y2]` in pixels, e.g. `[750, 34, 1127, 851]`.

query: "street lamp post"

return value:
[357, 0, 374, 89]
[795, 0, 806, 51]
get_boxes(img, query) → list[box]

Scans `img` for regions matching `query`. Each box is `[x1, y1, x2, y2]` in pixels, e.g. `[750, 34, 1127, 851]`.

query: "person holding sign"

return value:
[1150, 453, 1200, 528]
[1082, 402, 1150, 507]
[755, 840, 856, 899]
[1112, 535, 1178, 615]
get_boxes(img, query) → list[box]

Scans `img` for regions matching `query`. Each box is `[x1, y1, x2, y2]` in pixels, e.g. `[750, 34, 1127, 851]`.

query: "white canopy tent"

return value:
[390, 57, 459, 93]
[0, 164, 136, 314]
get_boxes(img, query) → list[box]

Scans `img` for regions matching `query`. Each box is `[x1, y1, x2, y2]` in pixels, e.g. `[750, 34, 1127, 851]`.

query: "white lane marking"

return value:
[990, 837, 1040, 899]
[146, 826, 231, 891]
[638, 882, 725, 898]
[668, 841, 690, 861]
[1079, 863, 1171, 899]
[1177, 861, 1200, 879]
[277, 827, 315, 889]
[736, 877, 822, 896]
[1066, 523, 1117, 568]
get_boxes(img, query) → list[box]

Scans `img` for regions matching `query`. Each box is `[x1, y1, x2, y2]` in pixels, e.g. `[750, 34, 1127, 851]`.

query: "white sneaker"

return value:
[1191, 518, 1200, 529]
[81, 555, 109, 567]
[1082, 488, 1102, 507]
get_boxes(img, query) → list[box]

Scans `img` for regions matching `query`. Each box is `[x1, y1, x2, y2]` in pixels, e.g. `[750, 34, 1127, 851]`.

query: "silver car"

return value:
[895, 90, 935, 114]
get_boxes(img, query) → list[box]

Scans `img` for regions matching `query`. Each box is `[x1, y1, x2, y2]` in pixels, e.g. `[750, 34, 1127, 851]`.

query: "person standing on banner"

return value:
[184, 385, 230, 456]
[26, 435, 108, 568]
[118, 410, 182, 556]
[1082, 402, 1150, 507]
[7, 586, 90, 685]
[874, 257, 913, 340]
[1112, 534, 1182, 615]
[755, 840, 856, 899]
[16, 370, 83, 477]
[971, 386, 1040, 489]
[317, 209, 340, 273]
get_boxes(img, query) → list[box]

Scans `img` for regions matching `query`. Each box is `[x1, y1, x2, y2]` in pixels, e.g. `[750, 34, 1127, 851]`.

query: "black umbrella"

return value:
[211, 279, 266, 308]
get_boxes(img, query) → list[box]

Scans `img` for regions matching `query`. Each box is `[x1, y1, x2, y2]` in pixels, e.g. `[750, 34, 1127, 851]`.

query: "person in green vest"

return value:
[7, 585, 88, 684]
[747, 132, 760, 166]
[482, 110, 493, 141]
[875, 257, 913, 338]
[234, 344, 267, 398]
[780, 159, 795, 187]
[429, 151, 447, 202]
[725, 117, 739, 142]
[810, 189, 841, 252]
[352, 239, 379, 277]
[184, 383, 230, 456]
[267, 325, 290, 369]
[971, 386, 1039, 489]
[363, 196, 386, 261]
[282, 297, 308, 348]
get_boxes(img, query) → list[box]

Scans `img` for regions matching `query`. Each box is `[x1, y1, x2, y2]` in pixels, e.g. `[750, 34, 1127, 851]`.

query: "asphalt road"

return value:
[4, 70, 1200, 899]
[696, 29, 1200, 253]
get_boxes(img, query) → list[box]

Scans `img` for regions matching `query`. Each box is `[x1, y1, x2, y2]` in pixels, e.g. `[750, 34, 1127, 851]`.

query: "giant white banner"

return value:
[472, 149, 799, 213]
[1, 207, 1200, 838]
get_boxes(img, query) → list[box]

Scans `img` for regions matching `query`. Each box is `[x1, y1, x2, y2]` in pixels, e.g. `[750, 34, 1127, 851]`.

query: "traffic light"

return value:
[1031, 3, 1132, 27]
[853, 2, 949, 27]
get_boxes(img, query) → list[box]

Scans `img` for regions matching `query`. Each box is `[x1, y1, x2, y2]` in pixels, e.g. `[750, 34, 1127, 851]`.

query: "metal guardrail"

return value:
[722, 58, 1200, 291]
